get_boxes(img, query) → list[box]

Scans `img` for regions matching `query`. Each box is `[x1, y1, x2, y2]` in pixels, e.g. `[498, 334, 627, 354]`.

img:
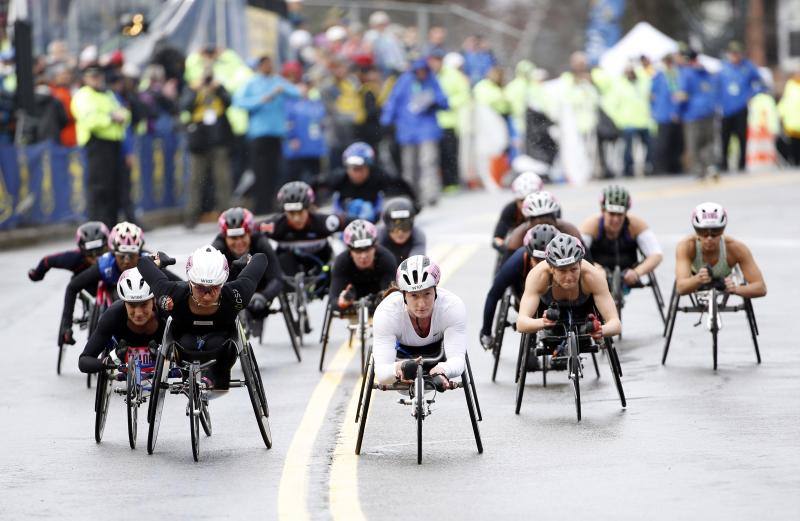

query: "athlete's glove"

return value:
[586, 314, 603, 341]
[28, 268, 43, 281]
[400, 359, 418, 381]
[60, 327, 75, 346]
[249, 293, 268, 313]
[480, 334, 493, 351]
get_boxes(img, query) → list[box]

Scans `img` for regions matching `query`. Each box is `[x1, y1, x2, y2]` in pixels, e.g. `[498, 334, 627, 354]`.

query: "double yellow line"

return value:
[277, 243, 479, 520]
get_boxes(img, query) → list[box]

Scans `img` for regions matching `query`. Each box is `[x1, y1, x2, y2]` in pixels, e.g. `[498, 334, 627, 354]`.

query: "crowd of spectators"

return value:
[1, 4, 799, 230]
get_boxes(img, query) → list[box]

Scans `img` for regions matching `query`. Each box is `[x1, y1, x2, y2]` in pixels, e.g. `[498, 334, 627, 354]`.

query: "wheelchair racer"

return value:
[58, 222, 146, 346]
[492, 172, 543, 252]
[377, 197, 426, 263]
[330, 219, 398, 312]
[516, 234, 621, 364]
[259, 181, 344, 276]
[579, 185, 663, 289]
[504, 191, 585, 253]
[480, 224, 559, 349]
[78, 268, 165, 374]
[28, 221, 109, 282]
[212, 207, 284, 321]
[372, 255, 467, 391]
[139, 245, 267, 390]
[325, 142, 418, 223]
[675, 202, 766, 298]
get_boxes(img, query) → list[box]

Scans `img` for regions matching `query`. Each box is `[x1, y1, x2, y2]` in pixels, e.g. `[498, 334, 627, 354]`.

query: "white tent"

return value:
[599, 22, 721, 74]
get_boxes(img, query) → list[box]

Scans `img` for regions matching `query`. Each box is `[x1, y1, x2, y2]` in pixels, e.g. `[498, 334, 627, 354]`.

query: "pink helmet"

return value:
[343, 219, 377, 249]
[108, 221, 144, 254]
[396, 255, 441, 292]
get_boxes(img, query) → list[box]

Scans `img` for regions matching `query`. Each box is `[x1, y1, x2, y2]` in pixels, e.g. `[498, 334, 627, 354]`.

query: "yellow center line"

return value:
[277, 244, 457, 520]
[328, 244, 480, 521]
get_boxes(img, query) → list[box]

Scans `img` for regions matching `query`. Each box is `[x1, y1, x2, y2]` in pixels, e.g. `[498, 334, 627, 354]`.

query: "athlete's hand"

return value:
[695, 267, 711, 285]
[723, 276, 738, 295]
[337, 284, 354, 310]
[480, 334, 493, 351]
[429, 365, 451, 390]
[60, 328, 75, 345]
[396, 358, 419, 383]
[28, 268, 43, 281]
[249, 293, 268, 313]
[623, 269, 640, 286]
[586, 314, 603, 341]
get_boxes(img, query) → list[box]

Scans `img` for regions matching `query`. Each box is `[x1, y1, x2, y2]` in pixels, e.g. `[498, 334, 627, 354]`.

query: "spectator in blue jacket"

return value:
[282, 62, 327, 184]
[677, 50, 718, 178]
[462, 35, 497, 85]
[716, 41, 764, 172]
[650, 53, 684, 174]
[380, 57, 448, 207]
[233, 55, 300, 213]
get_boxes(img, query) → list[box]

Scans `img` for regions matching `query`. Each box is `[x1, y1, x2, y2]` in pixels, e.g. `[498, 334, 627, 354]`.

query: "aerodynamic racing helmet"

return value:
[524, 224, 559, 259]
[601, 185, 631, 214]
[511, 172, 544, 200]
[277, 181, 315, 212]
[343, 219, 377, 249]
[218, 207, 254, 238]
[382, 197, 415, 231]
[545, 234, 585, 268]
[117, 268, 154, 303]
[108, 221, 144, 254]
[396, 255, 441, 292]
[692, 202, 727, 230]
[342, 141, 375, 167]
[521, 191, 560, 218]
[76, 221, 109, 255]
[186, 245, 229, 286]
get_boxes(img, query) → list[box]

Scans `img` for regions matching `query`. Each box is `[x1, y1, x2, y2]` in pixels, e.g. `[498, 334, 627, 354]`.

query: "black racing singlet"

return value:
[589, 216, 638, 270]
[538, 279, 597, 323]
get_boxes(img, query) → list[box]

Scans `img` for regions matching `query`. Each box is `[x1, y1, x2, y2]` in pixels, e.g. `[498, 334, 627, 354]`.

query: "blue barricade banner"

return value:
[0, 133, 189, 231]
[585, 0, 626, 65]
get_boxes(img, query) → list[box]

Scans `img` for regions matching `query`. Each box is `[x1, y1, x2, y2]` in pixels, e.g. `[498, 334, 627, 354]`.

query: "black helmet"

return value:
[545, 234, 585, 268]
[382, 197, 415, 231]
[218, 207, 254, 237]
[76, 221, 109, 255]
[524, 224, 559, 259]
[277, 181, 314, 212]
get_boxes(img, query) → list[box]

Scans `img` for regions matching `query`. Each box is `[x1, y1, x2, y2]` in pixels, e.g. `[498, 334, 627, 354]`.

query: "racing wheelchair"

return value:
[146, 316, 272, 461]
[487, 287, 519, 382]
[58, 289, 95, 378]
[318, 293, 379, 373]
[281, 249, 331, 342]
[239, 290, 303, 363]
[93, 341, 157, 449]
[605, 255, 666, 330]
[661, 266, 760, 371]
[76, 281, 115, 389]
[355, 347, 483, 464]
[515, 307, 626, 421]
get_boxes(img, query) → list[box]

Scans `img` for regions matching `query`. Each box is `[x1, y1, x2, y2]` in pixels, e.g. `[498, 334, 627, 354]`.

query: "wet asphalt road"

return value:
[1, 171, 798, 520]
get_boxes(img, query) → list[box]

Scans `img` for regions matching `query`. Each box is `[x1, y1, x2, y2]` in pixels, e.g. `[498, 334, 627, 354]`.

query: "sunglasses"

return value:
[695, 228, 724, 238]
[388, 220, 412, 232]
[115, 252, 139, 262]
[191, 282, 222, 295]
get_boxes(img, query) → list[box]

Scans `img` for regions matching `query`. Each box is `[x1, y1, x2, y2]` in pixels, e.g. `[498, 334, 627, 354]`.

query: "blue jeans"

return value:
[623, 128, 652, 176]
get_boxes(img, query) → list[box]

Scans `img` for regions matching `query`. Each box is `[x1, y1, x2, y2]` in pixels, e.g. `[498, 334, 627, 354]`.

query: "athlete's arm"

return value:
[727, 240, 767, 298]
[493, 203, 517, 244]
[225, 253, 268, 305]
[629, 215, 663, 279]
[78, 303, 119, 373]
[372, 300, 401, 384]
[431, 297, 468, 380]
[675, 238, 708, 295]
[585, 264, 621, 337]
[579, 215, 600, 249]
[409, 227, 426, 257]
[30, 250, 84, 280]
[60, 264, 101, 330]
[253, 236, 284, 301]
[138, 256, 178, 298]
[516, 262, 549, 334]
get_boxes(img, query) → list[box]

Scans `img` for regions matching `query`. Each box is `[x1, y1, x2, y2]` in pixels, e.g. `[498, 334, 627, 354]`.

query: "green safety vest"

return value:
[70, 86, 129, 145]
[436, 66, 471, 131]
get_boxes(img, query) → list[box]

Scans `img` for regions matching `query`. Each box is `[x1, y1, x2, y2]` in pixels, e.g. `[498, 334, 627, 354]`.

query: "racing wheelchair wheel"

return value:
[462, 365, 484, 455]
[355, 357, 375, 455]
[515, 334, 530, 415]
[491, 289, 512, 382]
[278, 293, 302, 362]
[604, 339, 626, 407]
[147, 344, 171, 455]
[188, 365, 202, 461]
[126, 357, 140, 449]
[94, 364, 113, 443]
[240, 342, 272, 449]
[415, 366, 424, 465]
[568, 332, 581, 422]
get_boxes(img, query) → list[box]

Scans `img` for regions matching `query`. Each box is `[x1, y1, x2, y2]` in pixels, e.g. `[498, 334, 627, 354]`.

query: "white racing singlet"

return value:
[372, 287, 467, 384]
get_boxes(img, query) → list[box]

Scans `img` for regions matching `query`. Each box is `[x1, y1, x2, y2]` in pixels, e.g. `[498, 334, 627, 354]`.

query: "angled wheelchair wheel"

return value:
[515, 334, 529, 415]
[649, 272, 667, 326]
[605, 339, 626, 407]
[279, 293, 302, 362]
[491, 290, 512, 382]
[745, 299, 761, 363]
[710, 289, 719, 371]
[318, 302, 334, 372]
[416, 368, 424, 465]
[591, 352, 600, 378]
[462, 368, 483, 455]
[568, 333, 581, 422]
[94, 368, 113, 443]
[355, 359, 375, 455]
[465, 354, 482, 421]
[359, 304, 368, 375]
[57, 341, 65, 375]
[86, 303, 105, 389]
[188, 367, 201, 462]
[355, 346, 372, 423]
[661, 283, 680, 364]
[147, 349, 169, 455]
[240, 347, 272, 449]
[126, 361, 138, 449]
[200, 395, 212, 436]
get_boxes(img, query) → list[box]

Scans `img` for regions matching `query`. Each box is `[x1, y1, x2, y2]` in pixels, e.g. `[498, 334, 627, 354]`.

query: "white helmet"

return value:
[396, 255, 441, 292]
[511, 172, 544, 200]
[186, 245, 229, 286]
[692, 202, 727, 229]
[521, 191, 560, 218]
[117, 268, 153, 303]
